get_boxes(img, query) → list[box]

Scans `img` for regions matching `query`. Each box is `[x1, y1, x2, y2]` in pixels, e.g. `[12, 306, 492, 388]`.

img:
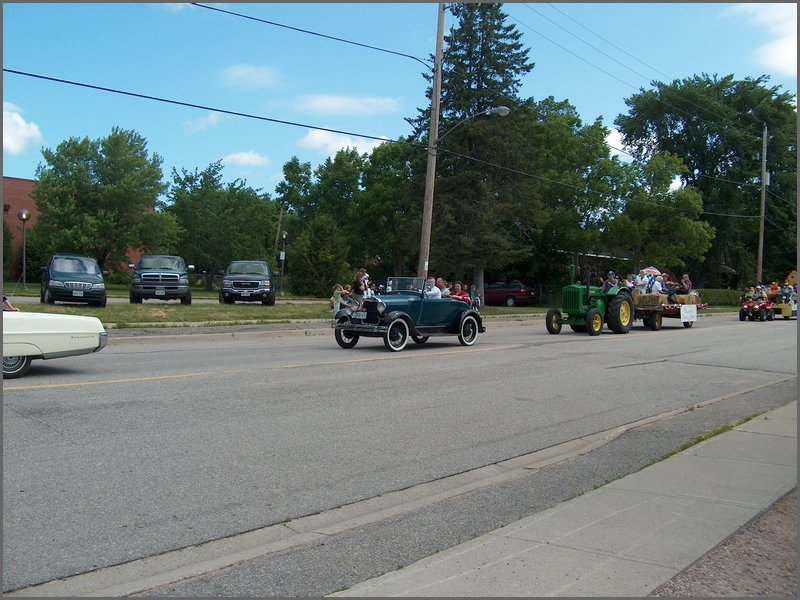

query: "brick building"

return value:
[2, 176, 38, 281]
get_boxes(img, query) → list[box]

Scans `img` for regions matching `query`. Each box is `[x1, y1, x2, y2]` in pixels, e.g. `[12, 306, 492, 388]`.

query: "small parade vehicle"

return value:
[738, 297, 775, 321]
[332, 276, 485, 352]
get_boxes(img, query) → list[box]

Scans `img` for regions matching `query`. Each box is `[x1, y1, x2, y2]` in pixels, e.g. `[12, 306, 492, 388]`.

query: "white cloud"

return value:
[296, 95, 402, 116]
[221, 151, 270, 168]
[222, 64, 282, 89]
[721, 4, 797, 78]
[605, 128, 631, 162]
[183, 111, 224, 133]
[297, 129, 388, 157]
[3, 102, 42, 155]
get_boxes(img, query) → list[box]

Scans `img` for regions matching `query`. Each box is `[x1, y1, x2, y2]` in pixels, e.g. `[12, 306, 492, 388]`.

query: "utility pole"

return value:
[756, 123, 767, 284]
[417, 2, 445, 281]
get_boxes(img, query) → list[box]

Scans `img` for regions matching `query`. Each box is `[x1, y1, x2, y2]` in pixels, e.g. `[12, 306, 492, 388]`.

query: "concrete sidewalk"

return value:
[332, 401, 797, 597]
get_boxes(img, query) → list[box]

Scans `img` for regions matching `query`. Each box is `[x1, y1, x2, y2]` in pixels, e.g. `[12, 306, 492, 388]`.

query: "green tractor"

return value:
[545, 266, 634, 336]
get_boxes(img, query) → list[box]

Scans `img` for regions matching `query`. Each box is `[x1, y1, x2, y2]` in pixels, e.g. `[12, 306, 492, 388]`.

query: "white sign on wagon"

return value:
[681, 304, 698, 322]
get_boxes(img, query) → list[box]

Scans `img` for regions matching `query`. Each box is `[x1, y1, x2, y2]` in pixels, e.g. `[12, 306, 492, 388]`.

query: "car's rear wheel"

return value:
[335, 325, 359, 349]
[504, 295, 517, 307]
[458, 315, 479, 346]
[3, 356, 32, 379]
[384, 318, 409, 352]
[545, 308, 562, 334]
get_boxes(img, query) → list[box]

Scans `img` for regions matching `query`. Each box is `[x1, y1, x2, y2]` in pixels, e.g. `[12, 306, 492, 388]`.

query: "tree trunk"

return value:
[472, 261, 486, 304]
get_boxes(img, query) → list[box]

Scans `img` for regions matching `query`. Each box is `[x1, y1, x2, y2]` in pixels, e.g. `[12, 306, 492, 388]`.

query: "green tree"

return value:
[354, 139, 421, 276]
[275, 156, 313, 220]
[286, 214, 351, 297]
[31, 127, 168, 269]
[412, 2, 535, 294]
[616, 74, 796, 286]
[603, 153, 715, 274]
[168, 162, 278, 286]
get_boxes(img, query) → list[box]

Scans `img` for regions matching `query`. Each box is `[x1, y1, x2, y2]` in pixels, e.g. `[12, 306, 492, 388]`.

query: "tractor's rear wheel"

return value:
[606, 294, 633, 334]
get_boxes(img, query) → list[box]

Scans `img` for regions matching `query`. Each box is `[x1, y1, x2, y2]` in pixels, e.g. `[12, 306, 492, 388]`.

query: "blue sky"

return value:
[3, 3, 796, 198]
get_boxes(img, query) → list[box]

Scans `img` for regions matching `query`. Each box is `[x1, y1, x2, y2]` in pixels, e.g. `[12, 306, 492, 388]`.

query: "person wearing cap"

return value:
[752, 285, 767, 302]
[601, 271, 618, 292]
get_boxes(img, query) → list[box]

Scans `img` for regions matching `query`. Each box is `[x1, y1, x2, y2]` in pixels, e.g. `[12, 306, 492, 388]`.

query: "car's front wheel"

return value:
[335, 325, 359, 349]
[3, 356, 32, 379]
[181, 291, 192, 305]
[504, 295, 517, 307]
[458, 315, 479, 346]
[384, 318, 409, 352]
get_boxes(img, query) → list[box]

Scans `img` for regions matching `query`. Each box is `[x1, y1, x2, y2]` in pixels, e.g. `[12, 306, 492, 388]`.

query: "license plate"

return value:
[72, 290, 84, 297]
[240, 291, 250, 297]
[353, 311, 367, 319]
[155, 289, 166, 296]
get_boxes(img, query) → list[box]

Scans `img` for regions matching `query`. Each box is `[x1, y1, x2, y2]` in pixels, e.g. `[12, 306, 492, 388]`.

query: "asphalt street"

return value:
[3, 313, 796, 596]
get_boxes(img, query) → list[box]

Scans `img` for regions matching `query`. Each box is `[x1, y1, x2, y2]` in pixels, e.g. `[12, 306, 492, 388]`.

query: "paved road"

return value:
[3, 314, 796, 595]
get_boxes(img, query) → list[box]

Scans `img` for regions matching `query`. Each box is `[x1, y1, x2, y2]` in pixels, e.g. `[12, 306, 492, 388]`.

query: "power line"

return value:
[3, 68, 401, 147]
[190, 3, 432, 71]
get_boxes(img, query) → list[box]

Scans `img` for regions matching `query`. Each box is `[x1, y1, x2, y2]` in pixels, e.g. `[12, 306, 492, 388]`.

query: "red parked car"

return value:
[483, 281, 536, 307]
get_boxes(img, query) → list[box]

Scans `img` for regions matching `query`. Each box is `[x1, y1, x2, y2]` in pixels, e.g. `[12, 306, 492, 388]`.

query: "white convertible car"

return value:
[2, 311, 107, 379]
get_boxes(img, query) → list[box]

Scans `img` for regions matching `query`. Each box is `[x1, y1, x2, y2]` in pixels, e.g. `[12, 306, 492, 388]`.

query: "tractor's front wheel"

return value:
[586, 308, 603, 336]
[545, 308, 562, 334]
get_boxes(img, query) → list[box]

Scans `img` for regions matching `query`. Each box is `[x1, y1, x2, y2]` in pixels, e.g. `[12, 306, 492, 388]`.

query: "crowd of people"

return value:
[597, 269, 694, 301]
[330, 271, 482, 318]
[741, 280, 797, 305]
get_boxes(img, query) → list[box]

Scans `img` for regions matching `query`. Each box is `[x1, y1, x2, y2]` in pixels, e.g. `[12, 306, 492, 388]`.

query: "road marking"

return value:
[3, 372, 212, 391]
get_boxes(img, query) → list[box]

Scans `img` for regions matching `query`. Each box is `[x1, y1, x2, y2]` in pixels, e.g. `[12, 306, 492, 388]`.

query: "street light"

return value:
[416, 104, 510, 280]
[280, 230, 287, 296]
[17, 209, 30, 289]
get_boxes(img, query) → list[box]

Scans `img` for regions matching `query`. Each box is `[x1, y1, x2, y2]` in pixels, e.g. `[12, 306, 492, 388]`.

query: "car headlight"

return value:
[179, 275, 189, 285]
[92, 282, 106, 290]
[375, 300, 386, 314]
[49, 280, 65, 288]
[223, 278, 232, 287]
[259, 280, 270, 289]
[132, 275, 141, 284]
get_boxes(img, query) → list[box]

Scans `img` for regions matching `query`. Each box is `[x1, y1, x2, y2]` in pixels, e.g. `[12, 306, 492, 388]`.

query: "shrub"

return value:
[697, 288, 743, 306]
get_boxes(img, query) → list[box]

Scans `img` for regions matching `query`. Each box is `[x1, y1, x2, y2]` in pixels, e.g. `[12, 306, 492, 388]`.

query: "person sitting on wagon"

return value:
[651, 276, 664, 295]
[676, 273, 693, 294]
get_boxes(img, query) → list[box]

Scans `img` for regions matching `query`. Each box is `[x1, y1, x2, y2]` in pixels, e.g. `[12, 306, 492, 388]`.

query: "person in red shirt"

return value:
[449, 281, 471, 304]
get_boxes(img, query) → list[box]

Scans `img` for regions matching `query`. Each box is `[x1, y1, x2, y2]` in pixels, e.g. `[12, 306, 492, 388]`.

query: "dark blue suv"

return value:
[40, 254, 108, 307]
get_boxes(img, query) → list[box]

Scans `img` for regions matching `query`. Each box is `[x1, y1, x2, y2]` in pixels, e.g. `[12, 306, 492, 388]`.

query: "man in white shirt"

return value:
[425, 277, 441, 298]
